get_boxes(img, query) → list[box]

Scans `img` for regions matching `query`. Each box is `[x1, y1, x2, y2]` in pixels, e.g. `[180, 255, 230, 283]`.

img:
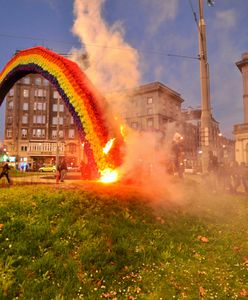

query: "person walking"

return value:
[0, 161, 11, 185]
[59, 159, 67, 182]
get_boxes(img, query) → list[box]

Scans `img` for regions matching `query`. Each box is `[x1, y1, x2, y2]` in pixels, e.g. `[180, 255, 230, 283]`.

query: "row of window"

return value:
[7, 113, 74, 125]
[6, 128, 76, 139]
[8, 100, 65, 112]
[21, 76, 50, 86]
[131, 118, 154, 129]
[132, 97, 153, 106]
[9, 89, 60, 99]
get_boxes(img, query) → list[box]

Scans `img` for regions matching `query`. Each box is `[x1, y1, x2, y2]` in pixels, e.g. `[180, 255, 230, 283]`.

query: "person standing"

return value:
[208, 151, 219, 193]
[240, 162, 248, 193]
[0, 161, 11, 185]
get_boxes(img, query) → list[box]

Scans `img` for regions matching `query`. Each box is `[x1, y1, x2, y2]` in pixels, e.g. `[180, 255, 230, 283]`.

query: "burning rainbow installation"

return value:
[0, 46, 124, 182]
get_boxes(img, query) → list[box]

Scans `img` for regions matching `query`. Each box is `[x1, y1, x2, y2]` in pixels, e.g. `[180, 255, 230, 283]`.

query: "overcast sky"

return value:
[0, 0, 247, 140]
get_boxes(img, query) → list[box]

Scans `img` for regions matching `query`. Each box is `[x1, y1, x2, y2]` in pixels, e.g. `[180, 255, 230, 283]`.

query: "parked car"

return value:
[39, 165, 56, 172]
[184, 166, 194, 174]
[67, 165, 80, 172]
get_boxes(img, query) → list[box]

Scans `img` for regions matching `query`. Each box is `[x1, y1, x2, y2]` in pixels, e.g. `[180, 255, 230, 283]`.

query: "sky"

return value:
[0, 0, 248, 140]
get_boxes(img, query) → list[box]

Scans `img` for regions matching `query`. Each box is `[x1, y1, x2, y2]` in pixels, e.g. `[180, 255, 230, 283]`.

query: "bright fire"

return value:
[99, 168, 119, 183]
[120, 124, 126, 140]
[103, 138, 116, 154]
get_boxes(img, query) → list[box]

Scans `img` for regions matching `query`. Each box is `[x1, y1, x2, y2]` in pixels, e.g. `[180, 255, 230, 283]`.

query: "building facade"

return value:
[121, 82, 184, 135]
[182, 107, 234, 168]
[4, 74, 82, 170]
[234, 53, 248, 164]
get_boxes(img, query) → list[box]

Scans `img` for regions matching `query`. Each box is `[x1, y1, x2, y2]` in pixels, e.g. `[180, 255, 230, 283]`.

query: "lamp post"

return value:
[198, 0, 213, 173]
[55, 96, 60, 171]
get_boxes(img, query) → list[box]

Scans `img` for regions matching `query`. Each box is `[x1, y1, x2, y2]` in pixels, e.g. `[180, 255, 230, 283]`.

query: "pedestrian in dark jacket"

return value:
[58, 160, 67, 182]
[240, 162, 248, 193]
[0, 162, 11, 184]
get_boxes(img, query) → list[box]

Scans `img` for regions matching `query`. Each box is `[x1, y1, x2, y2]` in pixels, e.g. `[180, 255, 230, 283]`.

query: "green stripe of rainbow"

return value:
[0, 46, 123, 175]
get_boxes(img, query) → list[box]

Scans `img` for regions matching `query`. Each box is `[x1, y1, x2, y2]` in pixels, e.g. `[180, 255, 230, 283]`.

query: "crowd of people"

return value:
[0, 152, 247, 193]
[207, 152, 248, 194]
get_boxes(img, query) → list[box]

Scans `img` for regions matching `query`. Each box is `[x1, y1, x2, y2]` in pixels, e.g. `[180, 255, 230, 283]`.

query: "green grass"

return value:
[0, 180, 247, 299]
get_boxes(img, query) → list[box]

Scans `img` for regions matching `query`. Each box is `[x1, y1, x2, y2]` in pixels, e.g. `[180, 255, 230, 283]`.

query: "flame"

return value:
[99, 168, 119, 183]
[103, 138, 115, 154]
[120, 124, 126, 139]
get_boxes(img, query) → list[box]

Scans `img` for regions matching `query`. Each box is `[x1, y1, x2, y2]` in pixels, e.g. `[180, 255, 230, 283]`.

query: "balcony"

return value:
[28, 142, 65, 156]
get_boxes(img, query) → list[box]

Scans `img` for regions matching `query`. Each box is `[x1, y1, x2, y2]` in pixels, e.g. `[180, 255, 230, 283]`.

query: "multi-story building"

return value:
[182, 107, 235, 166]
[118, 81, 184, 137]
[234, 53, 248, 164]
[4, 74, 82, 170]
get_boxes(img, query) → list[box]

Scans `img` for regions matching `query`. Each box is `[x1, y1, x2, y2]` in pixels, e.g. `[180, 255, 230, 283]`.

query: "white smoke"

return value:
[71, 0, 181, 200]
[71, 0, 140, 94]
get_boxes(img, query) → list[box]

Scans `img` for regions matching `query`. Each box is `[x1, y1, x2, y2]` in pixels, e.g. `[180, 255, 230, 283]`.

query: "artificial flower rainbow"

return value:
[0, 46, 124, 177]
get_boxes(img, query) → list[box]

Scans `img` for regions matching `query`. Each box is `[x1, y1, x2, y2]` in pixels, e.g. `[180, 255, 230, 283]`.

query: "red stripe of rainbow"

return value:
[0, 46, 123, 174]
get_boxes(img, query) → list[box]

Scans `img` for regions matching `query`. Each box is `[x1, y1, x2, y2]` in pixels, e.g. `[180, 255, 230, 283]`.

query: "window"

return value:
[9, 89, 14, 97]
[59, 130, 64, 138]
[70, 117, 74, 125]
[53, 91, 59, 99]
[33, 129, 45, 138]
[147, 118, 154, 128]
[21, 129, 28, 138]
[23, 77, 30, 84]
[22, 114, 28, 124]
[34, 102, 46, 110]
[131, 122, 138, 129]
[52, 117, 57, 125]
[52, 130, 57, 138]
[34, 89, 46, 97]
[8, 101, 13, 110]
[52, 117, 63, 125]
[33, 115, 46, 124]
[6, 129, 12, 138]
[23, 89, 29, 98]
[21, 145, 28, 151]
[147, 97, 153, 104]
[36, 129, 42, 137]
[35, 77, 41, 85]
[23, 103, 29, 110]
[7, 116, 13, 124]
[37, 103, 43, 110]
[52, 104, 63, 112]
[43, 79, 49, 86]
[147, 108, 153, 115]
[69, 129, 75, 138]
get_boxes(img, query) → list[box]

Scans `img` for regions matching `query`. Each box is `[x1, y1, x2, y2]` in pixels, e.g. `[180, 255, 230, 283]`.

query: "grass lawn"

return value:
[0, 179, 247, 299]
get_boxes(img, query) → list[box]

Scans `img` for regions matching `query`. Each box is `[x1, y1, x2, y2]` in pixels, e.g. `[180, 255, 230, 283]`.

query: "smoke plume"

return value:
[71, 0, 140, 95]
[71, 0, 180, 201]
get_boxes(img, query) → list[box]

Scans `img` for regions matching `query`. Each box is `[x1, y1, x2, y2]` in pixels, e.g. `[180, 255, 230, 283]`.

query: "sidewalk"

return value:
[10, 172, 82, 185]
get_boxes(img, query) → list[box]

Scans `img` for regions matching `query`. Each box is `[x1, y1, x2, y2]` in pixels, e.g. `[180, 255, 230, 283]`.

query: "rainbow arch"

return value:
[0, 46, 124, 177]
